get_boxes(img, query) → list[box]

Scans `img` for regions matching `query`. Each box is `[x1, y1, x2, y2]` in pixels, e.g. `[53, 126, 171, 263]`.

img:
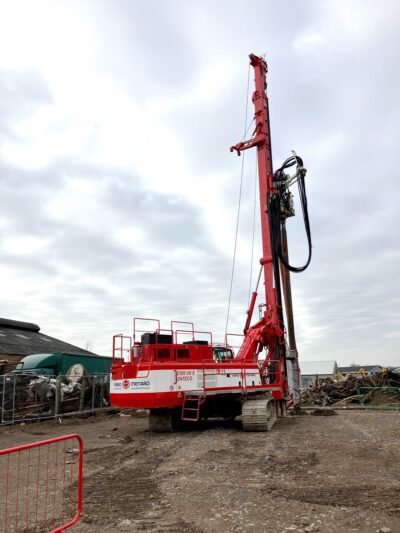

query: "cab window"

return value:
[213, 347, 234, 362]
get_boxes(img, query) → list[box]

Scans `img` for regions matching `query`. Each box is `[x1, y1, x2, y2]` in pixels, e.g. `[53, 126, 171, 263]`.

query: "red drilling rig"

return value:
[110, 54, 312, 431]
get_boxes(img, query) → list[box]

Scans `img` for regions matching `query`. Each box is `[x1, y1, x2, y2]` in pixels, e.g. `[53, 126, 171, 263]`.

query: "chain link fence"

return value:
[0, 373, 111, 425]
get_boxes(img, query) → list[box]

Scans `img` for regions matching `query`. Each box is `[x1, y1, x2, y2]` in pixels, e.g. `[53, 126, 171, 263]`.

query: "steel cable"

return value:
[225, 64, 251, 337]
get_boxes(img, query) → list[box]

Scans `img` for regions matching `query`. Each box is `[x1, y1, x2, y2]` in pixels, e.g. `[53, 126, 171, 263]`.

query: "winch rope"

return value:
[225, 64, 251, 337]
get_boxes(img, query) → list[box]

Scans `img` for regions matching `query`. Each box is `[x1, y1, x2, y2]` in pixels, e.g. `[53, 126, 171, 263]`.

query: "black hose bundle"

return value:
[269, 154, 312, 273]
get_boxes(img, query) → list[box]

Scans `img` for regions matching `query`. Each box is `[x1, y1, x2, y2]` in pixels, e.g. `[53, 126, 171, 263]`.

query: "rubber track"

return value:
[241, 398, 277, 432]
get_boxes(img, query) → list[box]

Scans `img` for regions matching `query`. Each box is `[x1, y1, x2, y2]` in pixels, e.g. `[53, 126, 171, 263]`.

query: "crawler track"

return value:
[241, 398, 277, 431]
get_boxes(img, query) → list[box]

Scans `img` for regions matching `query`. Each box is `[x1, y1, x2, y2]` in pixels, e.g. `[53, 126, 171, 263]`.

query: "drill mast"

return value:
[231, 54, 295, 404]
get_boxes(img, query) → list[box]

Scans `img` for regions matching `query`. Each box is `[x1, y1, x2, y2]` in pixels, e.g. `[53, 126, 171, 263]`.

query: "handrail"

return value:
[199, 362, 249, 392]
[174, 329, 213, 346]
[112, 334, 132, 363]
[224, 332, 244, 357]
[133, 317, 160, 343]
[135, 353, 154, 379]
[171, 321, 194, 340]
[155, 328, 173, 342]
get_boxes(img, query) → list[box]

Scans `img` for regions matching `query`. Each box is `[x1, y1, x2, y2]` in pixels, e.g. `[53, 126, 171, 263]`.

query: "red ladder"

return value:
[181, 393, 204, 422]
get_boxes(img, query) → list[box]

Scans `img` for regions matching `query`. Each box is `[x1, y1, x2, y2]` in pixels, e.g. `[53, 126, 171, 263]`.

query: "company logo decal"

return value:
[116, 379, 151, 391]
[130, 380, 151, 390]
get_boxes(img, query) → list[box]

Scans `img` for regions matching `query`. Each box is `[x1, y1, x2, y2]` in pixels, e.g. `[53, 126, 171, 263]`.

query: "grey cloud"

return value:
[1, 0, 400, 364]
[0, 154, 232, 352]
[0, 68, 52, 129]
[80, 0, 201, 100]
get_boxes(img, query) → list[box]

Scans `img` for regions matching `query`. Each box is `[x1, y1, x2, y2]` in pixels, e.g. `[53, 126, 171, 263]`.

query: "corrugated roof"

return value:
[300, 360, 338, 376]
[0, 318, 98, 357]
[338, 365, 383, 374]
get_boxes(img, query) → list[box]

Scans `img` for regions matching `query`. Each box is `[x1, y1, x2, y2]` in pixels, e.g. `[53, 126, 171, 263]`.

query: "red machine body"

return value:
[110, 54, 308, 430]
[110, 318, 284, 413]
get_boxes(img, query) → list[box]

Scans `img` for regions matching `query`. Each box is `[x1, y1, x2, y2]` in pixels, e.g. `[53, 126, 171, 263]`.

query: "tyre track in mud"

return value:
[76, 430, 204, 532]
[151, 414, 400, 532]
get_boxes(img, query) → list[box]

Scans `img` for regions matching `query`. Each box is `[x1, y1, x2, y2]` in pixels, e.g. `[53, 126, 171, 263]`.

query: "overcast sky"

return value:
[1, 0, 399, 366]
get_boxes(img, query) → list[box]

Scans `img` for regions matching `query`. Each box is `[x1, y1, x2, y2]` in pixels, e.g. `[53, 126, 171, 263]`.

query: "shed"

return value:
[338, 365, 383, 375]
[300, 360, 339, 387]
[0, 317, 99, 374]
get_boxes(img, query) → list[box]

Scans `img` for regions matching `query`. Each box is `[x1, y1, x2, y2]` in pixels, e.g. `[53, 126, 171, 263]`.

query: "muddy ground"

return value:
[1, 410, 400, 533]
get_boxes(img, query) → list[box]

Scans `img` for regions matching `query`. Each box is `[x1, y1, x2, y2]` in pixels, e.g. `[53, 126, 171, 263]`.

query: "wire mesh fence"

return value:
[0, 373, 111, 425]
[358, 386, 400, 411]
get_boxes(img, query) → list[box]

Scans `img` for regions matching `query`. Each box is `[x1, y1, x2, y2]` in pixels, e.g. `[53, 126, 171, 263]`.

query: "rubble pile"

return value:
[301, 371, 400, 407]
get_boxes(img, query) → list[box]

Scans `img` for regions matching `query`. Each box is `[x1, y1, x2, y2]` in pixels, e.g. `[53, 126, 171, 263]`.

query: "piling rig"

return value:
[110, 54, 312, 431]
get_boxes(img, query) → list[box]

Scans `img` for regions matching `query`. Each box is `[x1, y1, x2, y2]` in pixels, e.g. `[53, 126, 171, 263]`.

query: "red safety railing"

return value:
[174, 329, 213, 346]
[133, 317, 160, 343]
[0, 434, 83, 533]
[224, 333, 244, 358]
[112, 333, 132, 362]
[170, 321, 194, 340]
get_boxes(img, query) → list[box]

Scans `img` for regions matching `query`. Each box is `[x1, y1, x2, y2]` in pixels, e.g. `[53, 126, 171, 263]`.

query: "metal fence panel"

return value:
[0, 373, 111, 425]
[0, 434, 83, 532]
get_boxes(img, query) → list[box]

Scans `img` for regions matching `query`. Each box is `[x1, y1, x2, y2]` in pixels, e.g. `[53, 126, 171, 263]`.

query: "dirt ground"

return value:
[1, 410, 400, 533]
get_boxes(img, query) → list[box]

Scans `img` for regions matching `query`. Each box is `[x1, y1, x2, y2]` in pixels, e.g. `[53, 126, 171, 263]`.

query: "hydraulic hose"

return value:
[270, 155, 312, 273]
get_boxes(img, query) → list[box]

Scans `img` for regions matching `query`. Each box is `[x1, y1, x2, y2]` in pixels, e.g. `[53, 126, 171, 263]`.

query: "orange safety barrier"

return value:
[0, 434, 83, 533]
